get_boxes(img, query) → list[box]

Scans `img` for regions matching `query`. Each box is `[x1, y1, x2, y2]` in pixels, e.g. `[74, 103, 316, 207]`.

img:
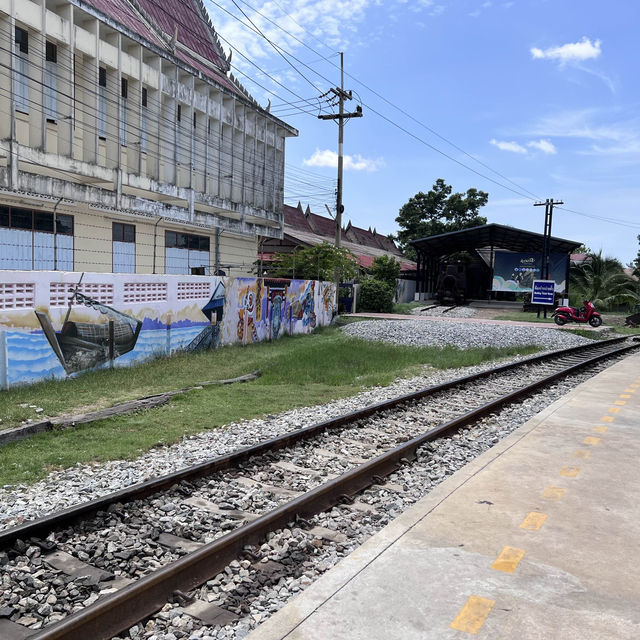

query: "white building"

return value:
[0, 0, 297, 276]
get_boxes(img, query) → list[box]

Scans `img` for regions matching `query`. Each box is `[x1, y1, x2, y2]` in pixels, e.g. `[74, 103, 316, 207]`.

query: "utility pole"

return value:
[318, 53, 362, 304]
[534, 198, 564, 317]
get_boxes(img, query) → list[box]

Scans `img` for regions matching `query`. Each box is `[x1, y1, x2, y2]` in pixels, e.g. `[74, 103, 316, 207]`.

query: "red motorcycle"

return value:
[552, 300, 602, 327]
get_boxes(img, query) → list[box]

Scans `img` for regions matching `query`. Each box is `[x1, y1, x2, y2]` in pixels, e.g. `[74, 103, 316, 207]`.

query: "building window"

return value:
[98, 67, 107, 138]
[120, 77, 128, 146]
[165, 231, 209, 275]
[0, 206, 73, 270]
[14, 27, 29, 113]
[140, 87, 148, 152]
[112, 222, 135, 273]
[44, 41, 57, 121]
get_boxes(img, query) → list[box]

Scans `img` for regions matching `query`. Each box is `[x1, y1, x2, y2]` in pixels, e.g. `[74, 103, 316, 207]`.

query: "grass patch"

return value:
[393, 301, 424, 314]
[493, 311, 555, 323]
[0, 326, 541, 487]
[611, 326, 640, 336]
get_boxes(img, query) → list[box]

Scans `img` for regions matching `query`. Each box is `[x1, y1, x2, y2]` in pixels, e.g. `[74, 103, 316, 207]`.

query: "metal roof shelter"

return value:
[410, 224, 582, 300]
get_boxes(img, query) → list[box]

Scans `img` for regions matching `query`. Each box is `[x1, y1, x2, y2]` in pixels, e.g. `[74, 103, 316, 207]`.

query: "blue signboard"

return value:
[492, 252, 569, 293]
[531, 280, 556, 305]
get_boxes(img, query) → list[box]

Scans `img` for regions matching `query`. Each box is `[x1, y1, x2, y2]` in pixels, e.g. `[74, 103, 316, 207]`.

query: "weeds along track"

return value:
[0, 337, 637, 640]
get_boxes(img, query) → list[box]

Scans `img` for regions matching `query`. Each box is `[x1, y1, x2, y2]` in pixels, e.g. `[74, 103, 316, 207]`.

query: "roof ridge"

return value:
[188, 0, 231, 73]
[121, 0, 173, 50]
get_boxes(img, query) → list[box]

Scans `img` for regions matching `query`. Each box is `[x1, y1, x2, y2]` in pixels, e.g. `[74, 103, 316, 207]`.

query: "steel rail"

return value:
[0, 336, 630, 550]
[26, 338, 639, 640]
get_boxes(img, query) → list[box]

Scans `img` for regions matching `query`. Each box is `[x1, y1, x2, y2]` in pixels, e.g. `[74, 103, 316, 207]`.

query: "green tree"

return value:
[570, 251, 639, 310]
[370, 255, 401, 289]
[269, 242, 359, 281]
[395, 179, 489, 259]
[632, 235, 640, 277]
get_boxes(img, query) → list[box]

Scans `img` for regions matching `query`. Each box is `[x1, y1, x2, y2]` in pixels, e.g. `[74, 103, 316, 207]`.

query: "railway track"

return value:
[1, 336, 637, 640]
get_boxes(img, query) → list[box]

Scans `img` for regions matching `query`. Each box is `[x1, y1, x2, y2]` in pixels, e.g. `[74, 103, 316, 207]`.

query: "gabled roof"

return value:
[281, 204, 415, 272]
[82, 0, 277, 109]
[410, 223, 582, 257]
[307, 212, 337, 238]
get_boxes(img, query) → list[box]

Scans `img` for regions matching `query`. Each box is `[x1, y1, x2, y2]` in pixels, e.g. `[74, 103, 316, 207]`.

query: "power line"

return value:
[227, 0, 322, 94]
[216, 0, 544, 202]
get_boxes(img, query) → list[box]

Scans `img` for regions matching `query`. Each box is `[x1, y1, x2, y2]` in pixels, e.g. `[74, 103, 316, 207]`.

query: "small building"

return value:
[261, 203, 416, 277]
[0, 0, 297, 276]
[411, 224, 582, 302]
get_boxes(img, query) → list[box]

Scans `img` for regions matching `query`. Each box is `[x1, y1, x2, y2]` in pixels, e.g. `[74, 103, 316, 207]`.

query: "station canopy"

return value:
[410, 223, 582, 258]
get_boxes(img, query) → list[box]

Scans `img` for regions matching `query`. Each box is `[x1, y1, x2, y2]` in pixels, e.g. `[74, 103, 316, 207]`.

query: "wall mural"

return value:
[0, 272, 335, 388]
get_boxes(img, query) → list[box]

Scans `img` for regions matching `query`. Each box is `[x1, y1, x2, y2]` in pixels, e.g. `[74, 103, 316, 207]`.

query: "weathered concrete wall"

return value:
[0, 270, 335, 388]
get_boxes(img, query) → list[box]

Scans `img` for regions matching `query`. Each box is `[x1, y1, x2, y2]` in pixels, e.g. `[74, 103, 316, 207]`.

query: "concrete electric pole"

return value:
[534, 198, 564, 317]
[318, 53, 363, 249]
[317, 53, 362, 309]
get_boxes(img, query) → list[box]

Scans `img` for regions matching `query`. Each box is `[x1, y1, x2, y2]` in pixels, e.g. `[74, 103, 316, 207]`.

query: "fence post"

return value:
[0, 330, 8, 390]
[108, 319, 115, 368]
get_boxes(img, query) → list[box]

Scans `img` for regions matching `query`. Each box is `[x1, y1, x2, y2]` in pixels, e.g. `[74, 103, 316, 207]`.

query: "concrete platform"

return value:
[248, 350, 640, 640]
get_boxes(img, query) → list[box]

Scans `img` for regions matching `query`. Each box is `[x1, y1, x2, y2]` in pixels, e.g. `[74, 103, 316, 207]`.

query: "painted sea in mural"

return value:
[4, 325, 208, 385]
[0, 272, 335, 388]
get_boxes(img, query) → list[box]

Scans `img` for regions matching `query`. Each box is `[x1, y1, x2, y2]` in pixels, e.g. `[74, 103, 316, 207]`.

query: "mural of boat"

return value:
[35, 291, 142, 375]
[185, 281, 226, 351]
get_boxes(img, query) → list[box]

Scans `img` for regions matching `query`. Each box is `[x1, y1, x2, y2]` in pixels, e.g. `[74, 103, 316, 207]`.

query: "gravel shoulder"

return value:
[341, 318, 590, 350]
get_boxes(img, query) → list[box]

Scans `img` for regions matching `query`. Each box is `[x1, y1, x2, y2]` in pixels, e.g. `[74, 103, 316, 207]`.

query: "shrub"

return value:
[370, 255, 401, 289]
[358, 279, 394, 313]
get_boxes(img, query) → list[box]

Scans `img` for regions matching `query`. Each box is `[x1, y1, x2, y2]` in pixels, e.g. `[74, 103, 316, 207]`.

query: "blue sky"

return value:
[209, 0, 640, 264]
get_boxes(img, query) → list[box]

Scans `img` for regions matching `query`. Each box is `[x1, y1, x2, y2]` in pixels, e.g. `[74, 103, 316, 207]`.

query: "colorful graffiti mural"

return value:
[0, 272, 335, 388]
[219, 278, 334, 346]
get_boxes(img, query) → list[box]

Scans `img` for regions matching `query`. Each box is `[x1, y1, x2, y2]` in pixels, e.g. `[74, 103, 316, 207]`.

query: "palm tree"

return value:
[570, 251, 639, 310]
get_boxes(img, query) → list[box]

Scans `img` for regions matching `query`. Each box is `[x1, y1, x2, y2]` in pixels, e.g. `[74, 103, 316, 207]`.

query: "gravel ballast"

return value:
[342, 319, 591, 350]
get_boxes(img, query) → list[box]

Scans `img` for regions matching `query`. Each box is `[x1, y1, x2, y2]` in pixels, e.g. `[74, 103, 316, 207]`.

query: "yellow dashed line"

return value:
[541, 486, 566, 500]
[614, 400, 626, 405]
[450, 596, 496, 634]
[601, 416, 615, 422]
[583, 436, 601, 445]
[608, 407, 621, 414]
[561, 466, 581, 477]
[574, 450, 590, 459]
[491, 546, 526, 573]
[624, 389, 635, 393]
[593, 426, 608, 433]
[519, 512, 548, 530]
[620, 394, 632, 399]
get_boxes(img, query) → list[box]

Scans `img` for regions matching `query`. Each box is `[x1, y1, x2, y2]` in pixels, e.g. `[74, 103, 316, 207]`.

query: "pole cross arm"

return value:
[317, 109, 363, 121]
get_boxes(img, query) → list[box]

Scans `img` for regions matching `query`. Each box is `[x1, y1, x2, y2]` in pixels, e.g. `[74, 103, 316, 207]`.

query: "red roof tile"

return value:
[86, 0, 165, 47]
[136, 0, 225, 69]
[84, 0, 244, 94]
[283, 204, 314, 233]
[307, 212, 336, 238]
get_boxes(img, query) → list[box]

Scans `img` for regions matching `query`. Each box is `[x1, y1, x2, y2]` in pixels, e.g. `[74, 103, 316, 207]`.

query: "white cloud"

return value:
[530, 37, 601, 64]
[490, 139, 527, 154]
[527, 139, 557, 154]
[525, 109, 640, 157]
[303, 148, 385, 171]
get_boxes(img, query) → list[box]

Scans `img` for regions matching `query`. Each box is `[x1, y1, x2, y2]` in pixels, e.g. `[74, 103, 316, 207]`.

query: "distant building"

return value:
[0, 0, 297, 275]
[260, 203, 416, 276]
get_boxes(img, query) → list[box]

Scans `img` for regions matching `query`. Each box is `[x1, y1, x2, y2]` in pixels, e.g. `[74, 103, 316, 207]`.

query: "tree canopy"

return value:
[570, 251, 638, 309]
[369, 254, 401, 288]
[395, 179, 489, 259]
[268, 242, 359, 282]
